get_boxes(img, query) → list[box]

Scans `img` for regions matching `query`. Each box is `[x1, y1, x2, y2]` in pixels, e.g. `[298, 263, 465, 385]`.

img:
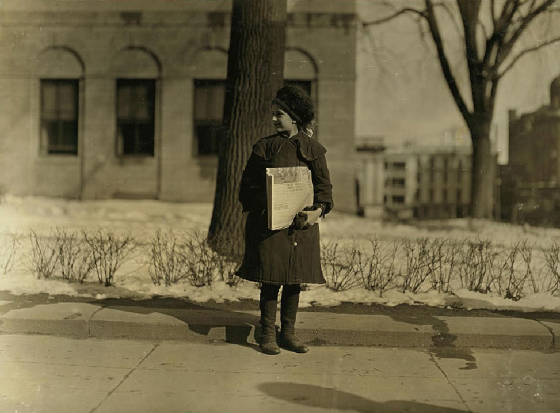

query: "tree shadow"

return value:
[95, 296, 262, 351]
[258, 382, 469, 413]
[0, 292, 261, 351]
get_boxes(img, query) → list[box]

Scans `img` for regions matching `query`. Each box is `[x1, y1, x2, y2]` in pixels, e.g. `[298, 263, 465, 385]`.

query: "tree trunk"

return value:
[469, 118, 495, 219]
[208, 0, 287, 259]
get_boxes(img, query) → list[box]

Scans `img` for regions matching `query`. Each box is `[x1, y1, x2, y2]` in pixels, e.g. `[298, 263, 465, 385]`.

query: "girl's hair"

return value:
[273, 85, 315, 134]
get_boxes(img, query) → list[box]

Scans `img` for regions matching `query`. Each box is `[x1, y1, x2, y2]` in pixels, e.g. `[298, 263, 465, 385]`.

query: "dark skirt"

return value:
[236, 210, 325, 285]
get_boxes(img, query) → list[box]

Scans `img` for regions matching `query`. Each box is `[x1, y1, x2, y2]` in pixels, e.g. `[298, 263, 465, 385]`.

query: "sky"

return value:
[355, 0, 560, 164]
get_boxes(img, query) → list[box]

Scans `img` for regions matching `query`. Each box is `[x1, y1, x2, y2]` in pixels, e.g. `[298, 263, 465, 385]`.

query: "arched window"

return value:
[36, 47, 84, 155]
[112, 48, 160, 156]
[191, 48, 228, 156]
[284, 48, 318, 106]
[190, 48, 319, 156]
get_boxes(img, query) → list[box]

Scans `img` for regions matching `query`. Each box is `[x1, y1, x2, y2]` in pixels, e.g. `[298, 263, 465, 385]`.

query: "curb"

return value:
[0, 302, 557, 351]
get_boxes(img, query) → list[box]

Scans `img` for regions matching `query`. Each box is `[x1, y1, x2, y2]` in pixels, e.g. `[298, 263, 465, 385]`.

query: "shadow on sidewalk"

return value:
[258, 382, 469, 413]
[379, 307, 478, 370]
[0, 291, 262, 352]
[96, 296, 262, 352]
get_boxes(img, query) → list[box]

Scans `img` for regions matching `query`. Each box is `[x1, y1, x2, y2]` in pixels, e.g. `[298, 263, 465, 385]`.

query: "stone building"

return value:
[357, 140, 474, 220]
[413, 147, 472, 219]
[0, 0, 357, 212]
[505, 75, 560, 225]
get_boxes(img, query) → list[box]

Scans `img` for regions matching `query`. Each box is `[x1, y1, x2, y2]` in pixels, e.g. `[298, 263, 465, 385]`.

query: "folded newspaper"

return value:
[266, 166, 314, 230]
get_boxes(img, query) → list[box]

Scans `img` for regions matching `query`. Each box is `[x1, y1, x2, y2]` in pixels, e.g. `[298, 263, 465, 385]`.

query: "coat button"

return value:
[293, 242, 298, 246]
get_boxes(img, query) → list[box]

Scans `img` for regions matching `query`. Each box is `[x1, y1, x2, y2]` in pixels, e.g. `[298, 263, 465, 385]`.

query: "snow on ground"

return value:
[1, 195, 560, 312]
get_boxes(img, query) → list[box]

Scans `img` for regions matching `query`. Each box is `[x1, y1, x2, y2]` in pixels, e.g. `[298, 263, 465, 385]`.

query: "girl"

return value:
[238, 85, 333, 355]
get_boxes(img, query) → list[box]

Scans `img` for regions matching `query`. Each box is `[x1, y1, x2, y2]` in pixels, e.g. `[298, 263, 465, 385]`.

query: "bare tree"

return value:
[208, 0, 287, 259]
[363, 0, 560, 218]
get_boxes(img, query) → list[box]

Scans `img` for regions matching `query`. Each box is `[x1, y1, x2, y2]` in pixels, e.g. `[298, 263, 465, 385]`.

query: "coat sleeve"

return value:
[309, 153, 334, 216]
[239, 150, 267, 213]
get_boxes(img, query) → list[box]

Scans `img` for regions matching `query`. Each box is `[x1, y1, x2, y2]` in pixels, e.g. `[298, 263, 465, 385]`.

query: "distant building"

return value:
[413, 147, 472, 219]
[355, 136, 385, 218]
[357, 137, 478, 220]
[505, 74, 560, 226]
[0, 0, 358, 212]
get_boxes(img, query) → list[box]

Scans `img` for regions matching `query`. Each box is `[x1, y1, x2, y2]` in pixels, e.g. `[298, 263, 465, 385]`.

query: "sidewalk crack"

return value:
[89, 343, 159, 413]
[534, 320, 555, 350]
[428, 352, 473, 413]
[87, 307, 105, 338]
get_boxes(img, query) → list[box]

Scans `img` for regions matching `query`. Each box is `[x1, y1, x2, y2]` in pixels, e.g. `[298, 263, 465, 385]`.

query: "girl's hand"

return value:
[300, 208, 322, 227]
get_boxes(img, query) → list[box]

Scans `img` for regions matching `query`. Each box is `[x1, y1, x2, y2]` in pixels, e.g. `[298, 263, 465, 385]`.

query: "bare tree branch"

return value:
[357, 23, 412, 88]
[438, 1, 463, 36]
[510, 0, 548, 29]
[362, 7, 426, 26]
[495, 0, 556, 67]
[359, 1, 432, 59]
[425, 0, 472, 123]
[415, 15, 434, 49]
[498, 36, 560, 77]
[478, 17, 490, 41]
[482, 0, 519, 69]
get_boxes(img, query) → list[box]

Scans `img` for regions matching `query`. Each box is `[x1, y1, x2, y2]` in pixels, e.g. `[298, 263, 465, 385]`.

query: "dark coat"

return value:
[237, 131, 333, 285]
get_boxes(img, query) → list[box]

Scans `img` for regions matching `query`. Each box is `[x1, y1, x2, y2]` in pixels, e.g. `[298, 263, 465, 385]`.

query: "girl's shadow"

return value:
[258, 382, 469, 413]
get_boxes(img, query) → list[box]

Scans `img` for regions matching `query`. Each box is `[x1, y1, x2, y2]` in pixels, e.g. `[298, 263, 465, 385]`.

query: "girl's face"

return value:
[272, 104, 298, 136]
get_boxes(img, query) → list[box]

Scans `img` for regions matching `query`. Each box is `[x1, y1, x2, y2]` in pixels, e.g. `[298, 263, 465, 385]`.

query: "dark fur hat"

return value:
[273, 85, 314, 128]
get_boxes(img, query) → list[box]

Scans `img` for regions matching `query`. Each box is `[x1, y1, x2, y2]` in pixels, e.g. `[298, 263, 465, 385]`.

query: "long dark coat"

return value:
[237, 131, 333, 285]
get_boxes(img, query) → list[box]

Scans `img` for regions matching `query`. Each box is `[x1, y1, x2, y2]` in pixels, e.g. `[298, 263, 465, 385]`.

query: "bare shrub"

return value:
[148, 230, 189, 286]
[148, 230, 240, 288]
[430, 239, 459, 294]
[358, 239, 399, 297]
[29, 230, 58, 279]
[84, 230, 136, 286]
[181, 231, 219, 287]
[513, 242, 534, 300]
[216, 256, 242, 287]
[321, 241, 360, 291]
[400, 238, 440, 294]
[54, 229, 95, 283]
[543, 241, 560, 295]
[456, 239, 496, 293]
[0, 233, 19, 276]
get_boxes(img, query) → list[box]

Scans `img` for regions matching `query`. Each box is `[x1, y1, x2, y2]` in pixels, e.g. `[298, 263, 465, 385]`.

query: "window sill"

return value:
[118, 154, 155, 158]
[36, 154, 79, 163]
[117, 154, 156, 165]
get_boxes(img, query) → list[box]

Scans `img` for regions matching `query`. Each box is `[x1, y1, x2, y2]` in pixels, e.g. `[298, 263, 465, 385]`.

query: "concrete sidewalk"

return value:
[0, 299, 558, 351]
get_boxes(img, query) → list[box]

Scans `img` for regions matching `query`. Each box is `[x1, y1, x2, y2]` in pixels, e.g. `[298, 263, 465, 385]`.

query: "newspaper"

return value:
[266, 166, 314, 230]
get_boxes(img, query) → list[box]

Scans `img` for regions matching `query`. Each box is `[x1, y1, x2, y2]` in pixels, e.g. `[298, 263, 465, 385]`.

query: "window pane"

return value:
[117, 80, 155, 155]
[194, 86, 209, 120]
[137, 123, 155, 155]
[117, 83, 131, 119]
[41, 81, 58, 120]
[42, 121, 58, 152]
[194, 80, 225, 155]
[196, 123, 222, 155]
[58, 121, 78, 154]
[194, 80, 225, 121]
[58, 82, 76, 121]
[207, 83, 225, 120]
[40, 80, 78, 155]
[120, 123, 136, 154]
[133, 83, 154, 121]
